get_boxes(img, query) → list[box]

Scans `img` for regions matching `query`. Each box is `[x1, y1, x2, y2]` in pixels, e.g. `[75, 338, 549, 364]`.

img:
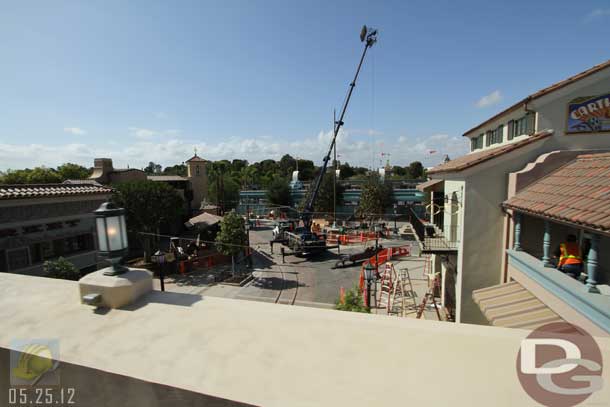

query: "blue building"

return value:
[237, 183, 424, 219]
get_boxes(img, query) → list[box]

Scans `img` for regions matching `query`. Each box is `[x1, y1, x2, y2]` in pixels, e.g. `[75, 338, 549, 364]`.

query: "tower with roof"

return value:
[185, 151, 208, 211]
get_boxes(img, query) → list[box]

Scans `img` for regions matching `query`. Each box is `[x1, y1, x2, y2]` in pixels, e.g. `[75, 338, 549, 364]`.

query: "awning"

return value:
[472, 281, 565, 330]
[416, 179, 443, 192]
[185, 212, 223, 228]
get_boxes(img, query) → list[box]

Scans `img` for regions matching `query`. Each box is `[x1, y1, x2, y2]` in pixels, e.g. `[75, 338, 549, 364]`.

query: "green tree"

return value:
[406, 161, 425, 179]
[209, 174, 240, 212]
[143, 161, 162, 175]
[335, 287, 370, 313]
[355, 173, 394, 221]
[27, 167, 62, 183]
[44, 257, 80, 280]
[56, 163, 91, 180]
[162, 164, 187, 176]
[111, 181, 185, 259]
[215, 211, 247, 275]
[301, 173, 344, 215]
[279, 154, 296, 178]
[266, 178, 292, 208]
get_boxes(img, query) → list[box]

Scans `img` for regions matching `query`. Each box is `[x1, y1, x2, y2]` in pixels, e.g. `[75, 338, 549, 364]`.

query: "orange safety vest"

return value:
[558, 242, 582, 267]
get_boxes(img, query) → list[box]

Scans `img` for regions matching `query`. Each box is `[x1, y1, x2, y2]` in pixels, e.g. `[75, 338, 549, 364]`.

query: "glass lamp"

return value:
[363, 263, 376, 281]
[95, 202, 129, 275]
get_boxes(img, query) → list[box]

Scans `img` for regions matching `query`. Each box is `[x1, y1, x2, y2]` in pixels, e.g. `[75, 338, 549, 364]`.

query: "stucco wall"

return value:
[451, 69, 610, 325]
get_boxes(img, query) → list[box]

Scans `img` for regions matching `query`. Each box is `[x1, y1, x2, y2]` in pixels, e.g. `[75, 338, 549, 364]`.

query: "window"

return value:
[7, 248, 30, 271]
[510, 113, 535, 139]
[486, 131, 492, 147]
[470, 134, 484, 151]
[196, 165, 200, 175]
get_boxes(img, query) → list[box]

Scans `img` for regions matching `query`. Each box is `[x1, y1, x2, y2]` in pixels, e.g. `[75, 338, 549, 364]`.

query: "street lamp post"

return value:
[363, 263, 376, 309]
[94, 202, 129, 276]
[151, 250, 166, 291]
[245, 218, 252, 268]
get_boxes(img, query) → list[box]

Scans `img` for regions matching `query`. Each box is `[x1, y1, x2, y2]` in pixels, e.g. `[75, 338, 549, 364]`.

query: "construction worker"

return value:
[554, 234, 583, 278]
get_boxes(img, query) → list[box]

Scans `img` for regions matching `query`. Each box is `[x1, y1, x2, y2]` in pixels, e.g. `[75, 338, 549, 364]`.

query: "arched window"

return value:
[196, 165, 200, 175]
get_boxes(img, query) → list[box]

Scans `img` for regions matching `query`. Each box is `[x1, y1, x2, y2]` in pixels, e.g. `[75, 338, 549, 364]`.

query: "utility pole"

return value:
[333, 109, 337, 228]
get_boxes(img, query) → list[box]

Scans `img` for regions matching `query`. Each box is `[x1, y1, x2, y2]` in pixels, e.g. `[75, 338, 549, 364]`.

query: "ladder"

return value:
[376, 263, 396, 312]
[389, 267, 418, 317]
[416, 270, 442, 320]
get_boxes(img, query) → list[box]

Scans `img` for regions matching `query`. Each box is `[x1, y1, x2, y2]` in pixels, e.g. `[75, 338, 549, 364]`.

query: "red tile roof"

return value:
[463, 59, 610, 137]
[0, 184, 113, 200]
[504, 152, 610, 234]
[427, 130, 553, 175]
[185, 154, 206, 163]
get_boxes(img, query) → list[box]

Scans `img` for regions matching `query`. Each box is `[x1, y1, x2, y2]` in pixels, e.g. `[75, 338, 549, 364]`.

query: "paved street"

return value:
[153, 226, 442, 319]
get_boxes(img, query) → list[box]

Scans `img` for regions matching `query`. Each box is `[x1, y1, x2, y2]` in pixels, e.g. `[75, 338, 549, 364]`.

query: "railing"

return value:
[405, 206, 458, 252]
[507, 249, 610, 334]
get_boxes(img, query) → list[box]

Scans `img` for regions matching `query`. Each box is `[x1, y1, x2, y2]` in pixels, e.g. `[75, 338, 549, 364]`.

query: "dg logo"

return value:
[516, 322, 604, 407]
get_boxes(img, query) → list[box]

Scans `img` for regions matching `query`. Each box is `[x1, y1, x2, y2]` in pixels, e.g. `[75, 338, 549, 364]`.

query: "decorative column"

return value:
[586, 234, 601, 294]
[542, 220, 553, 267]
[513, 213, 522, 251]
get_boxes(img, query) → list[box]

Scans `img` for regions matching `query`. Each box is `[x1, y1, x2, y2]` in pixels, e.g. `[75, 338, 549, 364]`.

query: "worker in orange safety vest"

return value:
[554, 234, 583, 278]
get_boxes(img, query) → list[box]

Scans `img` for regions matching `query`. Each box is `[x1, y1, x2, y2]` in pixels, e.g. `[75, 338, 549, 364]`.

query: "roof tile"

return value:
[0, 184, 112, 200]
[428, 130, 553, 175]
[504, 152, 610, 234]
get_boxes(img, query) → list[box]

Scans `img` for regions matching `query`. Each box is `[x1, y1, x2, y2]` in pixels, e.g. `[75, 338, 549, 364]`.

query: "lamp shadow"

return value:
[122, 290, 203, 311]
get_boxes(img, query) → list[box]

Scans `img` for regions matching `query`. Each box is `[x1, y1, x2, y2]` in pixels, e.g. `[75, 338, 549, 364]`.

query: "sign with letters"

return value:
[567, 93, 610, 133]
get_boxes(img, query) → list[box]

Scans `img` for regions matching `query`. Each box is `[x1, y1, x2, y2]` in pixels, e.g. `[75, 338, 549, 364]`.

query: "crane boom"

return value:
[301, 26, 377, 230]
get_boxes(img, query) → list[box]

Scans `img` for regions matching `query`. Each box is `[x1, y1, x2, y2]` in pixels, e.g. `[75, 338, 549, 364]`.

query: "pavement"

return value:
[152, 226, 443, 319]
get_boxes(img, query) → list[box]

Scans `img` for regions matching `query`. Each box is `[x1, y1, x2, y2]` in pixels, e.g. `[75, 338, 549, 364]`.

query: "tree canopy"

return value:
[266, 178, 292, 208]
[0, 163, 91, 184]
[301, 173, 344, 214]
[111, 180, 185, 235]
[355, 173, 394, 220]
[215, 211, 247, 258]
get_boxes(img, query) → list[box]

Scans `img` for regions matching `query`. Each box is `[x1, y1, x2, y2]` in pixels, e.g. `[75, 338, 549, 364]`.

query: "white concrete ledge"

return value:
[0, 273, 609, 407]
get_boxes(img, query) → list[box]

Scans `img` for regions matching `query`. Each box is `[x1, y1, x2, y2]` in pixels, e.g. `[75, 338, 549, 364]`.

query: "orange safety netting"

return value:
[359, 245, 411, 293]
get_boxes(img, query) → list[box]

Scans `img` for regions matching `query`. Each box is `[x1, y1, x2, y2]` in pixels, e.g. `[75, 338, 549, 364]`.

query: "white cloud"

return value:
[63, 127, 86, 135]
[585, 8, 610, 21]
[476, 90, 502, 108]
[128, 127, 157, 139]
[0, 128, 470, 171]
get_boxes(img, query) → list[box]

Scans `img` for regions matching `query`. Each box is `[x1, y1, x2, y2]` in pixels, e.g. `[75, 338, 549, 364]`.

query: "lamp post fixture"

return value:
[151, 250, 166, 291]
[363, 263, 376, 309]
[245, 219, 252, 268]
[94, 202, 129, 276]
[374, 224, 382, 275]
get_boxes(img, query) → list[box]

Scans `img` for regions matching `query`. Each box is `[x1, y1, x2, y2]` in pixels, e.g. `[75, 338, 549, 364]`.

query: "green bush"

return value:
[44, 257, 81, 281]
[335, 287, 370, 313]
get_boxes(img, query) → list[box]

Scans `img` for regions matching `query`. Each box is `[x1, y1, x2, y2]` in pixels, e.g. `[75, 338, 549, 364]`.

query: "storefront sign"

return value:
[567, 93, 610, 133]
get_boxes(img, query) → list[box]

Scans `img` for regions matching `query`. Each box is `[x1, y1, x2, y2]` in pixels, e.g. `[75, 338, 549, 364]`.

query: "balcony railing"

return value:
[507, 249, 610, 334]
[405, 206, 458, 252]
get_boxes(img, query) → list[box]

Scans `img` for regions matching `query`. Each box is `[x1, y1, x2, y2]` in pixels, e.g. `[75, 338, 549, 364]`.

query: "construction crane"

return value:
[281, 25, 378, 255]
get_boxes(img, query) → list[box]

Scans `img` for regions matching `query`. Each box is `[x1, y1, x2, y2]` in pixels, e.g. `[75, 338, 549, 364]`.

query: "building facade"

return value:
[418, 59, 610, 333]
[0, 184, 112, 276]
[88, 154, 209, 213]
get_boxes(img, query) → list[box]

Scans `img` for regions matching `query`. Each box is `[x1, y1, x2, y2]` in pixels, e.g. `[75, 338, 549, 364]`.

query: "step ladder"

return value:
[389, 267, 418, 317]
[376, 263, 396, 312]
[416, 270, 442, 320]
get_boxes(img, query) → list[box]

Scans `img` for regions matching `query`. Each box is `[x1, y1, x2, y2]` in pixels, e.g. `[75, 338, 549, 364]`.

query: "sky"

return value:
[1, 0, 609, 171]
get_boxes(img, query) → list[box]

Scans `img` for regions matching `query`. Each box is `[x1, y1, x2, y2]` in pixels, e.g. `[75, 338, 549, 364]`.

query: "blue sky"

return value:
[1, 0, 609, 171]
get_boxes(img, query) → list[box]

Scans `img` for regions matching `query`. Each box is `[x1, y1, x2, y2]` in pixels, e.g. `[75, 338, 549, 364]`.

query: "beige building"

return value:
[417, 59, 610, 334]
[0, 183, 112, 276]
[88, 154, 209, 213]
